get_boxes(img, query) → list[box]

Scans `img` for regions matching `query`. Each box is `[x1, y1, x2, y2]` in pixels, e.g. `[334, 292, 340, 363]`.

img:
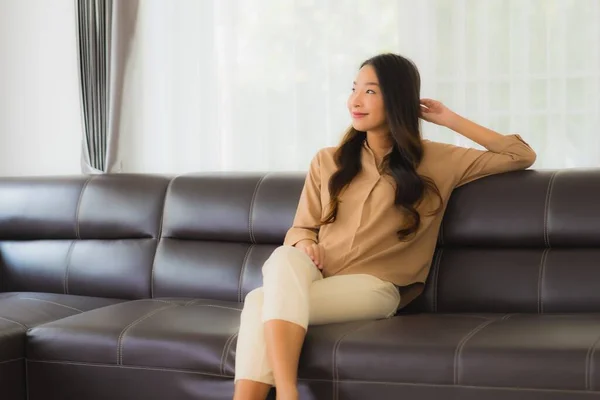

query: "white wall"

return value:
[0, 0, 81, 176]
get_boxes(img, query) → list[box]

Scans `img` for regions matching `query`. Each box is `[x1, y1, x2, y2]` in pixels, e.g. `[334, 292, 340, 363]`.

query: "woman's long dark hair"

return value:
[321, 53, 443, 241]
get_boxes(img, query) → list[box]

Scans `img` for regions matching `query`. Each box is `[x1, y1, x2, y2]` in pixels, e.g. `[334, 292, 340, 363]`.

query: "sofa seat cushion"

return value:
[323, 313, 600, 393]
[27, 300, 600, 394]
[0, 292, 124, 361]
[27, 298, 244, 376]
[0, 292, 125, 400]
[26, 296, 369, 384]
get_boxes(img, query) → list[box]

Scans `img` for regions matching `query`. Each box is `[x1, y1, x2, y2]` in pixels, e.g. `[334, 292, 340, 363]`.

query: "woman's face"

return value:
[348, 64, 387, 134]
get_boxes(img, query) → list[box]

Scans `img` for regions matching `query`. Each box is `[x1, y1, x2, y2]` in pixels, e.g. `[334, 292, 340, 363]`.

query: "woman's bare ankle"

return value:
[275, 384, 298, 400]
[233, 379, 272, 400]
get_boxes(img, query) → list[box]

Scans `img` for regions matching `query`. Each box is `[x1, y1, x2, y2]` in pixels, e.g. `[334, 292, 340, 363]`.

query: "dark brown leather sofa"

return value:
[1, 169, 600, 400]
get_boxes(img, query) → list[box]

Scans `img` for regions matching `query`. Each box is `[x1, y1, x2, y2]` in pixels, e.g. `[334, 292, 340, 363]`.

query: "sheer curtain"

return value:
[118, 0, 600, 173]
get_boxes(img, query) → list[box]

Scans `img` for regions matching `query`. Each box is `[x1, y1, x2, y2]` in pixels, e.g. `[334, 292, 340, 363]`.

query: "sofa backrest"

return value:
[406, 168, 600, 314]
[1, 169, 600, 312]
[0, 173, 302, 303]
[150, 173, 302, 302]
[0, 175, 170, 299]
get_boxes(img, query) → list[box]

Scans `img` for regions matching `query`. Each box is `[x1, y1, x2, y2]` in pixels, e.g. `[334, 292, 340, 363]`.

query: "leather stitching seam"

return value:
[150, 175, 178, 298]
[248, 175, 267, 244]
[454, 319, 496, 385]
[543, 171, 558, 248]
[220, 332, 238, 375]
[537, 249, 550, 313]
[0, 316, 27, 329]
[586, 334, 600, 390]
[238, 244, 254, 302]
[18, 297, 84, 313]
[116, 304, 177, 365]
[332, 321, 375, 400]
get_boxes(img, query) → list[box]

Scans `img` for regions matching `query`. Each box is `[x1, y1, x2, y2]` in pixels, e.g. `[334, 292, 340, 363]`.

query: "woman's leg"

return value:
[307, 273, 401, 326]
[233, 246, 322, 399]
[261, 246, 323, 399]
[234, 288, 274, 400]
[233, 380, 271, 400]
[263, 320, 304, 399]
[233, 246, 401, 399]
[261, 265, 401, 399]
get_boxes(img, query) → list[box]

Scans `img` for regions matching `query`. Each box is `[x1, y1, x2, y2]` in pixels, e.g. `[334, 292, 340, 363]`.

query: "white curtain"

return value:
[0, 0, 81, 176]
[117, 0, 600, 173]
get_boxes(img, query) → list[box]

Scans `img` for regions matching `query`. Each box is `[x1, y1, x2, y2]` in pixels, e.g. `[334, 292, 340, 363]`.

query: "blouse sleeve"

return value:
[283, 151, 323, 246]
[443, 134, 537, 188]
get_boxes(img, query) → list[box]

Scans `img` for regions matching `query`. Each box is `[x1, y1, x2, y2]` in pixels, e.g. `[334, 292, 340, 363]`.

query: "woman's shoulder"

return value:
[418, 139, 461, 181]
[311, 146, 337, 164]
[306, 146, 337, 175]
[421, 138, 453, 154]
[316, 146, 337, 157]
[420, 138, 466, 164]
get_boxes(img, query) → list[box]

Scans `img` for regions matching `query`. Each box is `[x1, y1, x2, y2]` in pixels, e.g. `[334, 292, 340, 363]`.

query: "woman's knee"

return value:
[241, 287, 264, 317]
[377, 282, 402, 319]
[261, 245, 314, 276]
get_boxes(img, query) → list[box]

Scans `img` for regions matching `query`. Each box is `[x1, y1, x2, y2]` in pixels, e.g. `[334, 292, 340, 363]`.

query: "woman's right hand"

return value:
[294, 240, 325, 270]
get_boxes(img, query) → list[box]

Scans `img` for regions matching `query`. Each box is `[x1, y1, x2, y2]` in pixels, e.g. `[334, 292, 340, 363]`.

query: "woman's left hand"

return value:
[419, 98, 458, 127]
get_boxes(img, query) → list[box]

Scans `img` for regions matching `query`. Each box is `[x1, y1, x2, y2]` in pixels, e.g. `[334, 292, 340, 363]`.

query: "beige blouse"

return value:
[284, 134, 537, 308]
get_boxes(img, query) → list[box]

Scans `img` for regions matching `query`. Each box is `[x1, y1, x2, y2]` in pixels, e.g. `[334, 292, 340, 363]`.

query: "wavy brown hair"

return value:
[321, 53, 443, 241]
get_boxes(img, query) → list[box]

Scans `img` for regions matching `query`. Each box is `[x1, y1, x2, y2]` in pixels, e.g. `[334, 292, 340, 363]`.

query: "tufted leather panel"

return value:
[440, 170, 549, 247]
[441, 169, 600, 248]
[249, 173, 305, 244]
[151, 240, 277, 301]
[0, 177, 86, 240]
[545, 169, 600, 247]
[161, 174, 264, 243]
[76, 175, 170, 240]
[0, 241, 73, 294]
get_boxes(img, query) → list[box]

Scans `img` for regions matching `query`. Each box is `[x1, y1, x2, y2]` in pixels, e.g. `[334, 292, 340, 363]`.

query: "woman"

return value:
[233, 53, 536, 400]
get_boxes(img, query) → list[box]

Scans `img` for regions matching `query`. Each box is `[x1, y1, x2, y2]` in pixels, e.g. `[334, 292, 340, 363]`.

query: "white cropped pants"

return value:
[234, 245, 401, 386]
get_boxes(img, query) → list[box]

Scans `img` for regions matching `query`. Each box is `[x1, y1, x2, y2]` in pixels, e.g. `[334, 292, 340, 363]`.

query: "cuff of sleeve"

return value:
[283, 228, 318, 247]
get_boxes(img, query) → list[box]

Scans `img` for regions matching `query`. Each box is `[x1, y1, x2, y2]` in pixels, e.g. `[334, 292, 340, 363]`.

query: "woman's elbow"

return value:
[519, 149, 537, 169]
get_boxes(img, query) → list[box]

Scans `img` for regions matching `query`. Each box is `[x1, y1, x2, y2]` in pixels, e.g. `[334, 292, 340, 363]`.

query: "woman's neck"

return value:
[366, 131, 393, 159]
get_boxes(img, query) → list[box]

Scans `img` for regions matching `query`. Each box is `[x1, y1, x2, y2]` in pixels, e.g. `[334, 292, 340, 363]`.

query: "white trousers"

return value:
[234, 245, 401, 386]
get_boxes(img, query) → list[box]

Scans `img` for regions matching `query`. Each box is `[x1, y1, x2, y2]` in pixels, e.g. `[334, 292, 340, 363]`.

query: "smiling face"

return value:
[347, 64, 388, 134]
